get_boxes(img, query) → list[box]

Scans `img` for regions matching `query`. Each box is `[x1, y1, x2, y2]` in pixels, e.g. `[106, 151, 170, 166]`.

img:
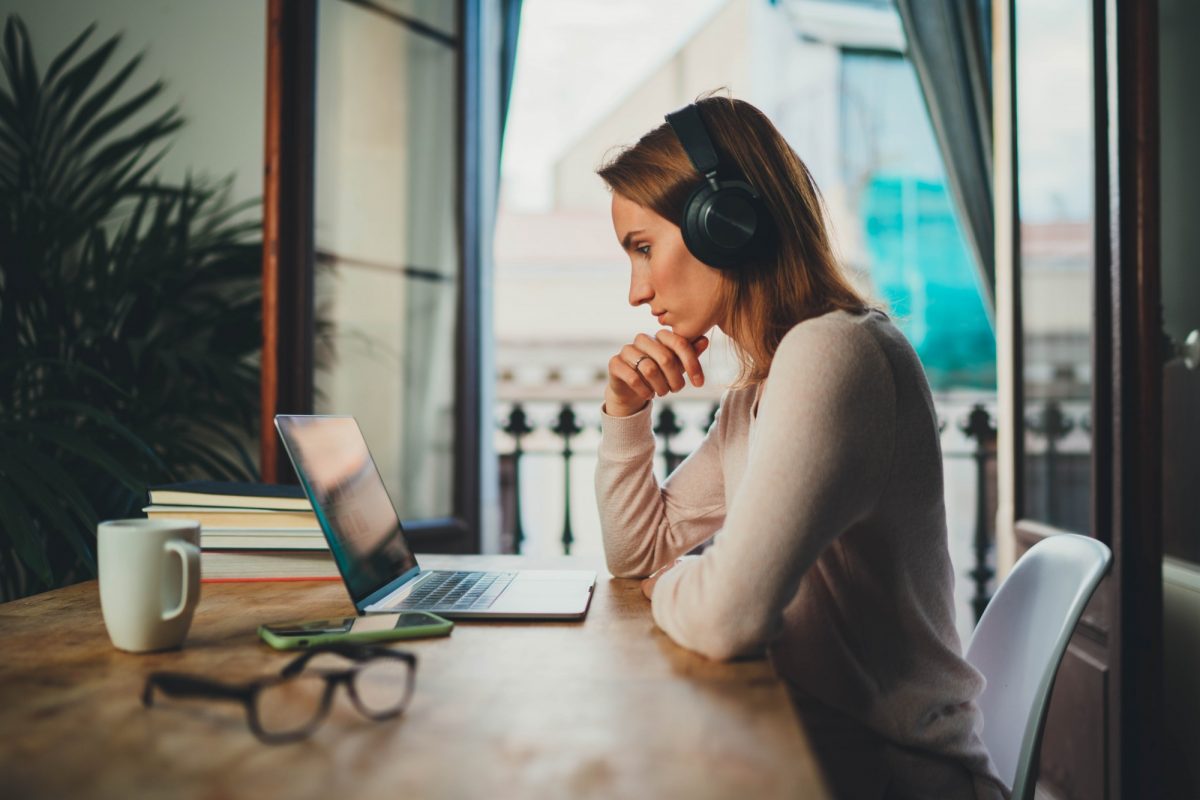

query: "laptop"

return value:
[275, 415, 596, 619]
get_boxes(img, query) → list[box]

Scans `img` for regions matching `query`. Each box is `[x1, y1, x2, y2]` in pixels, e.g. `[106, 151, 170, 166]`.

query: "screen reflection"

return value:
[277, 416, 417, 601]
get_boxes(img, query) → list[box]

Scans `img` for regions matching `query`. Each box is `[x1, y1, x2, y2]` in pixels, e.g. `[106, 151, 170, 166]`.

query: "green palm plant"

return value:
[0, 16, 263, 599]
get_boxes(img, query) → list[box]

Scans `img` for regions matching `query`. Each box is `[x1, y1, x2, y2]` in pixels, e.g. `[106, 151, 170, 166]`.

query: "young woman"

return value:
[594, 96, 1008, 799]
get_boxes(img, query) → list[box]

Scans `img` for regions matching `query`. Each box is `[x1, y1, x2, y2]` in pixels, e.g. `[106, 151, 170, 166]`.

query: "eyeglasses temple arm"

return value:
[142, 673, 250, 707]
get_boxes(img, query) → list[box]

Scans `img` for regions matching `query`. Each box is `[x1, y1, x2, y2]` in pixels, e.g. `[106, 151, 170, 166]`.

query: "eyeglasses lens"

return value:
[254, 674, 328, 737]
[352, 659, 413, 717]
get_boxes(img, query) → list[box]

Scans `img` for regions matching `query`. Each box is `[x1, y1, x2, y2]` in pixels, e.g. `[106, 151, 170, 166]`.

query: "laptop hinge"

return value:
[359, 565, 424, 612]
[363, 568, 431, 611]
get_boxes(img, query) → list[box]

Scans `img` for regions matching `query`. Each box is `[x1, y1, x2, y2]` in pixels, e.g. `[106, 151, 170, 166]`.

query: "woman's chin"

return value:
[667, 322, 693, 338]
[669, 324, 708, 342]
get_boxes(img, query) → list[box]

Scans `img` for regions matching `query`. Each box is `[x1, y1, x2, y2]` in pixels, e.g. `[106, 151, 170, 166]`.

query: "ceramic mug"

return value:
[98, 518, 201, 652]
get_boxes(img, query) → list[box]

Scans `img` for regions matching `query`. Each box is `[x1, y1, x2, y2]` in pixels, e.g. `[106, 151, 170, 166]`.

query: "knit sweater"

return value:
[595, 309, 1008, 799]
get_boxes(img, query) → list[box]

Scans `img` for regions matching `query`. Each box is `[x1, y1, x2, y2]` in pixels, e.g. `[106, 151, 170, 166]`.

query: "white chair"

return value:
[965, 533, 1112, 800]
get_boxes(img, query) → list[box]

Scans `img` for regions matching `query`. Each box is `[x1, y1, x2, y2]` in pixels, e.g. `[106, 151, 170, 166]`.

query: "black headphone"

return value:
[665, 103, 774, 271]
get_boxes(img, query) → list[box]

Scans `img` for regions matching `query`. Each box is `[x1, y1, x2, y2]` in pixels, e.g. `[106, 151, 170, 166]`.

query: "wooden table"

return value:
[0, 555, 828, 799]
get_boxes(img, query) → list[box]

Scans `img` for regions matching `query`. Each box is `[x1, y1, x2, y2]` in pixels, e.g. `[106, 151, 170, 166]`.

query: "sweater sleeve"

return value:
[594, 399, 727, 578]
[650, 319, 897, 660]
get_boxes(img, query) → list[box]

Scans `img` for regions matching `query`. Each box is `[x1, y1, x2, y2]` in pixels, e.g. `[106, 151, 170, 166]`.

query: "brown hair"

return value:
[597, 93, 872, 386]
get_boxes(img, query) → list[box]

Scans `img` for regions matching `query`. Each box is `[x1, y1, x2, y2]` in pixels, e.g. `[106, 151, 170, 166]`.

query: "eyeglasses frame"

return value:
[141, 643, 418, 744]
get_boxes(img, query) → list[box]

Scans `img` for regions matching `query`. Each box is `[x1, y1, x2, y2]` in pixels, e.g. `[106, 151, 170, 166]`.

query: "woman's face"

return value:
[610, 192, 729, 342]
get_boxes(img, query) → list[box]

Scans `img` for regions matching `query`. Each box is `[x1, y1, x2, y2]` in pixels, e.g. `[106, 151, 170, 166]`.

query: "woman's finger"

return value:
[633, 333, 686, 393]
[621, 343, 672, 396]
[655, 330, 708, 387]
[608, 354, 654, 402]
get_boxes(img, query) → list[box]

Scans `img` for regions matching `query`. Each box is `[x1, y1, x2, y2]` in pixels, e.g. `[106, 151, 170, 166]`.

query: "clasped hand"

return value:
[605, 330, 709, 418]
[640, 559, 679, 600]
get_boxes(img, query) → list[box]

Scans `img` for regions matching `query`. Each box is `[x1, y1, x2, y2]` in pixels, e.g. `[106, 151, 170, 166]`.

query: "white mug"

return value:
[98, 519, 201, 652]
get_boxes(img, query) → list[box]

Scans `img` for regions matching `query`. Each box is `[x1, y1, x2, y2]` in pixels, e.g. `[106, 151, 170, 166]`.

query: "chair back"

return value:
[965, 533, 1111, 799]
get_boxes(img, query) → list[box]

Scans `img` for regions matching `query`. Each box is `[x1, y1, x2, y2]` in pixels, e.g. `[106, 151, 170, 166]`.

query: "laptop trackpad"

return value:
[488, 573, 594, 616]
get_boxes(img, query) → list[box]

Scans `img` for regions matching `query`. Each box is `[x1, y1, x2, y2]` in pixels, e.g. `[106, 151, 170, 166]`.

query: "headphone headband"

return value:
[665, 105, 720, 184]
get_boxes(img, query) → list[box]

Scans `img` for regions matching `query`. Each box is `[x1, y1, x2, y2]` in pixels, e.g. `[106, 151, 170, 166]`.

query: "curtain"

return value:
[895, 0, 995, 310]
[499, 0, 523, 145]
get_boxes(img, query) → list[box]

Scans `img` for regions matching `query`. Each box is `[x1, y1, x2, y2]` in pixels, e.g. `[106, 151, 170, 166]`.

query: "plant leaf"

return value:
[0, 461, 54, 587]
[42, 22, 95, 87]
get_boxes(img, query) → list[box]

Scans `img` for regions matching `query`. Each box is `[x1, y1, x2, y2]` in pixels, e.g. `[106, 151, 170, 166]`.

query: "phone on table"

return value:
[258, 611, 453, 650]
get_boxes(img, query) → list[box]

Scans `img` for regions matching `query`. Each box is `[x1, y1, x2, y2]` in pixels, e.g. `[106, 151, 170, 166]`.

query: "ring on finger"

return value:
[632, 354, 651, 371]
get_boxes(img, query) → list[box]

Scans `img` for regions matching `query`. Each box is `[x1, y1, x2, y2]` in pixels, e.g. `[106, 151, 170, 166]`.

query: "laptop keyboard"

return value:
[388, 571, 517, 611]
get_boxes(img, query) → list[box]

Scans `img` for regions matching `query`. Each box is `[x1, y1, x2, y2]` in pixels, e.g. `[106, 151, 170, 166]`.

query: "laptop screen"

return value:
[275, 416, 417, 604]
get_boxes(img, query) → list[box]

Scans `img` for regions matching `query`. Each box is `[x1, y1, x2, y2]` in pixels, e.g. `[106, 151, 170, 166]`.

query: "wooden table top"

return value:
[0, 555, 828, 799]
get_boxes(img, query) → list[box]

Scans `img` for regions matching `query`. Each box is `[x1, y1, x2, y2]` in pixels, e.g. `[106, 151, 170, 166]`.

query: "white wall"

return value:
[1, 0, 264, 207]
[552, 0, 752, 213]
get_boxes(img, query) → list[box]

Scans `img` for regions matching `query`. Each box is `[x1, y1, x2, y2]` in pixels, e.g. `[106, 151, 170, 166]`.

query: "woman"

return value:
[594, 95, 1007, 799]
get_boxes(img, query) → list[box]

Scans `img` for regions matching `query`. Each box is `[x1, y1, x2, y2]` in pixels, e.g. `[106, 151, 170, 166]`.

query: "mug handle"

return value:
[162, 540, 201, 622]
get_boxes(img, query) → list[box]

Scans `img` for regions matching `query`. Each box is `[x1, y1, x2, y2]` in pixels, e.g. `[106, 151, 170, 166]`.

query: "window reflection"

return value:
[313, 0, 459, 521]
[1015, 0, 1093, 532]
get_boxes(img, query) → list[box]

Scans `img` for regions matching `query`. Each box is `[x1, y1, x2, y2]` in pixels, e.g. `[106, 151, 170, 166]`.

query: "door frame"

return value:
[1106, 0, 1164, 791]
[1003, 0, 1164, 795]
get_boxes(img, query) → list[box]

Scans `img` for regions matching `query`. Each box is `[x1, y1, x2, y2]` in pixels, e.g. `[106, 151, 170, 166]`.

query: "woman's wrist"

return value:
[603, 391, 648, 418]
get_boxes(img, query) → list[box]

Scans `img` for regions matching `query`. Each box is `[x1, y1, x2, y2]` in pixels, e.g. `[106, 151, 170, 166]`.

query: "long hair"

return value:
[597, 93, 872, 386]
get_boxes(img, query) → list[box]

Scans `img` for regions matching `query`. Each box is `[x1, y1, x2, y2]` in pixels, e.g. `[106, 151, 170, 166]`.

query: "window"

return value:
[312, 0, 463, 527]
[840, 50, 996, 390]
[1013, 0, 1094, 534]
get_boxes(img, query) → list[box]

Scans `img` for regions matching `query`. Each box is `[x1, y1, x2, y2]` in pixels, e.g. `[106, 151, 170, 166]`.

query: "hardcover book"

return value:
[147, 481, 311, 511]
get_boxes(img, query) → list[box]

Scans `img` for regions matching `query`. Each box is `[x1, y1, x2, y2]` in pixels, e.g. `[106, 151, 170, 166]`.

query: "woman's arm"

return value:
[595, 399, 727, 578]
[649, 318, 898, 660]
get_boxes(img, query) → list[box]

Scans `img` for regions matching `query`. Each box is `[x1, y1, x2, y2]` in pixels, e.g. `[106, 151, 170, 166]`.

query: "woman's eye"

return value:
[636, 245, 650, 257]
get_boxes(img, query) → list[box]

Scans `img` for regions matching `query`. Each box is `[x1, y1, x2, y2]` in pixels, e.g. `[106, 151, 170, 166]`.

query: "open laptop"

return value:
[275, 415, 595, 619]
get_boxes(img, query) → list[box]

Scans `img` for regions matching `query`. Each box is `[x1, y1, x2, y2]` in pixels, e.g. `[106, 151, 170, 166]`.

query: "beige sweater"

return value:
[595, 309, 1007, 799]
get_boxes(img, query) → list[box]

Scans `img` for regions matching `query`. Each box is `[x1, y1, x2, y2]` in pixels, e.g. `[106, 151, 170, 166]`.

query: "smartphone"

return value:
[258, 611, 453, 650]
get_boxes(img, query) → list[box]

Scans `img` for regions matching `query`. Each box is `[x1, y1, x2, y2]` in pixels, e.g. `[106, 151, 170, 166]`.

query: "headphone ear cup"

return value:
[680, 182, 721, 267]
[679, 181, 768, 271]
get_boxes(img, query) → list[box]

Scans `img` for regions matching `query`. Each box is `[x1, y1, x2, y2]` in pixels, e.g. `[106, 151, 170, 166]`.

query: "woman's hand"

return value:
[605, 331, 709, 418]
[641, 558, 679, 599]
[640, 572, 663, 600]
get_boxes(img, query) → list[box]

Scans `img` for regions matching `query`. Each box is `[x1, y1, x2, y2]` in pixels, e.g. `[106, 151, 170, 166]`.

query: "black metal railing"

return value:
[497, 398, 1011, 621]
[956, 405, 997, 622]
[1023, 399, 1091, 535]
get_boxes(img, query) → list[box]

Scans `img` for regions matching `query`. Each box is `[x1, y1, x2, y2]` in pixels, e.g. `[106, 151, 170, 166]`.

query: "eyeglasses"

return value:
[142, 643, 417, 744]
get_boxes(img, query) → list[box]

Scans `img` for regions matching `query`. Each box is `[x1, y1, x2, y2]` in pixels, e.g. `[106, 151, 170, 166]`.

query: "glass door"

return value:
[312, 0, 460, 525]
[1159, 0, 1200, 794]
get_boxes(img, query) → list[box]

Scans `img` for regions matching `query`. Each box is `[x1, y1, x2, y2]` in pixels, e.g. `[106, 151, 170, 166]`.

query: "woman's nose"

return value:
[628, 267, 652, 307]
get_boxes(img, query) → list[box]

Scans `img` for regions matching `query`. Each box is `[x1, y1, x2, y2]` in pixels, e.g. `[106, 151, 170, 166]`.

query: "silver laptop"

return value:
[275, 415, 595, 619]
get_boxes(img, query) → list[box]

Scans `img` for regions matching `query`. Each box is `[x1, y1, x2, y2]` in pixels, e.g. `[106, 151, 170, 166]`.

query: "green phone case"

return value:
[257, 612, 454, 650]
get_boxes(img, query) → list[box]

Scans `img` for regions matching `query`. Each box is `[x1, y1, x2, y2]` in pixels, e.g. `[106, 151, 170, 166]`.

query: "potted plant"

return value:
[0, 16, 262, 600]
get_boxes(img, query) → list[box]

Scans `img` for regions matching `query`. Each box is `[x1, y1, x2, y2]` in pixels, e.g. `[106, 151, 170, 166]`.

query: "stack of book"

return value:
[144, 481, 339, 582]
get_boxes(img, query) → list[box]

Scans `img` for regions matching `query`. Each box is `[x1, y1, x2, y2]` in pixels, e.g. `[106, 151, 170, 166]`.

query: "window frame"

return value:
[261, 0, 484, 553]
[1008, 0, 1113, 550]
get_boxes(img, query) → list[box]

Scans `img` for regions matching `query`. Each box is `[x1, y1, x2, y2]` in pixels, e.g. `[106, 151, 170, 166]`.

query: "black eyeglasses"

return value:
[142, 643, 417, 744]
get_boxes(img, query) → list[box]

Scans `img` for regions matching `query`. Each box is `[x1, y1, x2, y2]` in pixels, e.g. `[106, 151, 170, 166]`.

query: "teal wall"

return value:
[861, 175, 996, 390]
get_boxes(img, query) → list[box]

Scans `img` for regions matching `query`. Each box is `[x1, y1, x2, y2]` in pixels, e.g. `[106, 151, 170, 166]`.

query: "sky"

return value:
[500, 0, 728, 212]
[1014, 1, 1093, 223]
